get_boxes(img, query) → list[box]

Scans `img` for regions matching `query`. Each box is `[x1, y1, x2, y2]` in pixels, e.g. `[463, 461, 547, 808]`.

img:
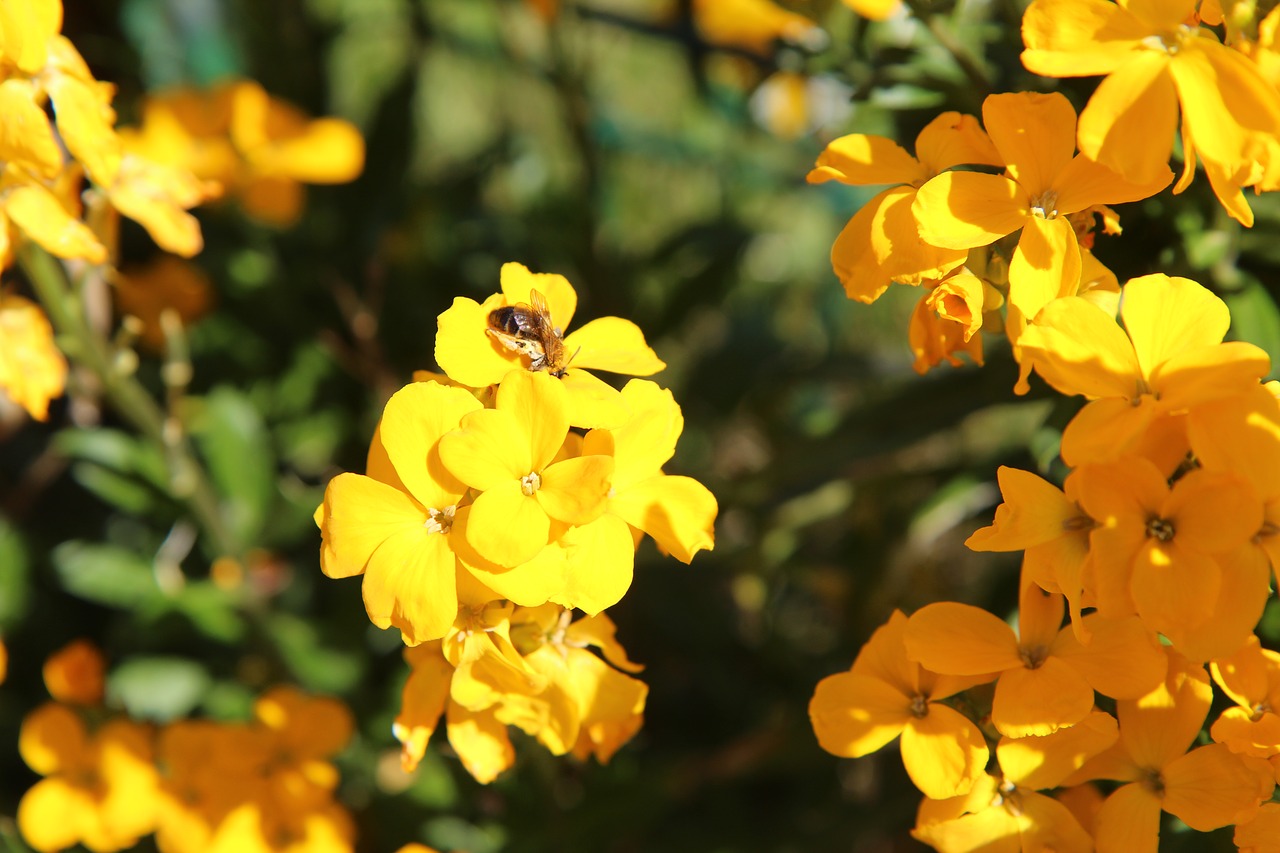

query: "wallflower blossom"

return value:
[438, 370, 613, 568]
[1236, 802, 1280, 852]
[906, 269, 991, 373]
[912, 711, 1117, 852]
[42, 638, 106, 705]
[1210, 636, 1280, 759]
[113, 255, 214, 352]
[319, 380, 482, 644]
[1015, 273, 1270, 465]
[913, 91, 1170, 324]
[808, 112, 1002, 303]
[1021, 0, 1280, 225]
[1067, 654, 1275, 849]
[18, 703, 160, 852]
[0, 293, 67, 420]
[905, 580, 1166, 737]
[810, 610, 991, 799]
[690, 0, 826, 54]
[434, 262, 665, 428]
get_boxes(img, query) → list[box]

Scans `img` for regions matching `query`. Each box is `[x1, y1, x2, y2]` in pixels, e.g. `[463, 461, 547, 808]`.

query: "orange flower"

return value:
[1210, 636, 1280, 759]
[810, 610, 991, 799]
[913, 91, 1170, 324]
[42, 638, 105, 705]
[808, 112, 1001, 303]
[0, 293, 67, 421]
[905, 580, 1166, 737]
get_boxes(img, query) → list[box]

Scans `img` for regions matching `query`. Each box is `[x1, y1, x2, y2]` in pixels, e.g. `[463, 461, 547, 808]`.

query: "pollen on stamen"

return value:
[1029, 190, 1059, 219]
[520, 471, 543, 496]
[423, 504, 456, 534]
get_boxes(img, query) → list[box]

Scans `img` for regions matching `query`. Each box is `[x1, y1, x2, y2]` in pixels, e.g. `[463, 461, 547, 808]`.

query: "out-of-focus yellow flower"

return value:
[434, 262, 665, 429]
[0, 636, 7, 684]
[114, 255, 214, 351]
[18, 703, 160, 852]
[42, 638, 105, 705]
[121, 80, 364, 227]
[691, 0, 827, 54]
[154, 721, 262, 853]
[0, 293, 67, 421]
[841, 0, 902, 20]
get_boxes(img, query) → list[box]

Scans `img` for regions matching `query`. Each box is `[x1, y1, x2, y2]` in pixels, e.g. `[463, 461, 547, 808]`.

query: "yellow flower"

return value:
[808, 111, 1002, 303]
[691, 0, 826, 54]
[1021, 0, 1280, 225]
[42, 638, 106, 705]
[913, 91, 1171, 323]
[906, 270, 991, 374]
[319, 380, 482, 644]
[906, 580, 1167, 737]
[438, 370, 614, 568]
[0, 165, 108, 264]
[1016, 273, 1271, 465]
[154, 720, 263, 853]
[0, 293, 67, 421]
[18, 703, 160, 852]
[809, 610, 991, 799]
[434, 262, 665, 429]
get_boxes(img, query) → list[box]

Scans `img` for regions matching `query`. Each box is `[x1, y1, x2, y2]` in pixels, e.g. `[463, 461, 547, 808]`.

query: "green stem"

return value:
[19, 244, 240, 559]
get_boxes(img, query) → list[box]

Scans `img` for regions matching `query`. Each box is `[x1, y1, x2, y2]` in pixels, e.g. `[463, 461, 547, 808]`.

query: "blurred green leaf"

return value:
[1225, 280, 1280, 381]
[56, 428, 171, 515]
[268, 612, 362, 693]
[0, 516, 29, 630]
[189, 386, 277, 549]
[52, 542, 163, 611]
[174, 582, 247, 643]
[109, 656, 211, 722]
[67, 463, 161, 515]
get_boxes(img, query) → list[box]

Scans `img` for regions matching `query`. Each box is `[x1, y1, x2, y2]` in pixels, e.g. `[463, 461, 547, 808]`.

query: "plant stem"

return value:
[19, 244, 240, 559]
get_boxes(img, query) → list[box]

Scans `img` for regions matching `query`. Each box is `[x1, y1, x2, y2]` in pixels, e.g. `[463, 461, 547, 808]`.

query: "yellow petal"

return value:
[901, 705, 990, 799]
[1053, 152, 1172, 216]
[965, 466, 1079, 552]
[320, 472, 426, 579]
[445, 703, 514, 784]
[1118, 656, 1212, 769]
[913, 171, 1029, 250]
[1076, 51, 1177, 185]
[433, 295, 521, 388]
[1163, 468, 1262, 554]
[19, 702, 86, 775]
[913, 111, 1003, 175]
[1051, 615, 1167, 699]
[107, 157, 208, 257]
[17, 778, 94, 852]
[1119, 273, 1228, 379]
[1163, 743, 1274, 830]
[563, 316, 665, 376]
[905, 602, 1020, 675]
[548, 367, 625, 430]
[1059, 396, 1160, 466]
[1008, 214, 1080, 320]
[0, 293, 67, 421]
[809, 671, 910, 757]
[438, 409, 530, 491]
[991, 656, 1095, 737]
[806, 133, 926, 187]
[6, 182, 107, 263]
[495, 369, 570, 471]
[465, 479, 551, 567]
[871, 186, 968, 284]
[983, 91, 1077, 196]
[829, 195, 894, 303]
[362, 526, 458, 644]
[1152, 341, 1271, 411]
[499, 262, 577, 329]
[998, 710, 1118, 790]
[1118, 0, 1195, 29]
[251, 118, 364, 184]
[378, 381, 480, 509]
[1016, 295, 1140, 398]
[454, 505, 566, 606]
[608, 474, 717, 563]
[0, 0, 62, 73]
[1020, 0, 1148, 77]
[538, 454, 613, 526]
[1172, 43, 1280, 179]
[0, 79, 62, 179]
[1094, 782, 1161, 853]
[48, 73, 122, 187]
[1131, 543, 1221, 636]
[1235, 802, 1280, 852]
[1164, 545, 1270, 663]
[553, 513, 635, 614]
[583, 379, 682, 487]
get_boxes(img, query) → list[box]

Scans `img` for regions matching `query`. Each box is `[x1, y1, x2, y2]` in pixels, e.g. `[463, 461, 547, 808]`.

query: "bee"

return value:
[486, 289, 570, 375]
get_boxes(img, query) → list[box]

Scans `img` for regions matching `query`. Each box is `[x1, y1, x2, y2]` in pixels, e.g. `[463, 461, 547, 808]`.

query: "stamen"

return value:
[423, 504, 456, 534]
[1145, 516, 1175, 542]
[1018, 645, 1048, 670]
[908, 694, 929, 718]
[520, 471, 543, 496]
[1029, 190, 1059, 219]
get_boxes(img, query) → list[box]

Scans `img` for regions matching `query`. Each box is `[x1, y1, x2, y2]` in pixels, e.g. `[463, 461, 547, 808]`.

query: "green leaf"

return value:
[189, 386, 277, 548]
[68, 462, 163, 515]
[52, 542, 163, 610]
[174, 582, 247, 643]
[267, 612, 361, 694]
[56, 428, 171, 515]
[1225, 280, 1280, 381]
[108, 656, 210, 722]
[0, 516, 30, 630]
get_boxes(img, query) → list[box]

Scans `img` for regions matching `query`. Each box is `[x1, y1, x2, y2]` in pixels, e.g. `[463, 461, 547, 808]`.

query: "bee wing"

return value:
[528, 288, 553, 323]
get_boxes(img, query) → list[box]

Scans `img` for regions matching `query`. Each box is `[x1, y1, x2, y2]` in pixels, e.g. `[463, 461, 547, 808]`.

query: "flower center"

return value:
[1254, 520, 1280, 545]
[424, 504, 456, 534]
[1145, 516, 1175, 542]
[1018, 644, 1049, 670]
[1062, 511, 1095, 533]
[1141, 24, 1195, 54]
[1252, 701, 1273, 721]
[1139, 766, 1166, 797]
[520, 471, 543, 496]
[994, 778, 1024, 817]
[908, 693, 929, 719]
[1029, 190, 1059, 219]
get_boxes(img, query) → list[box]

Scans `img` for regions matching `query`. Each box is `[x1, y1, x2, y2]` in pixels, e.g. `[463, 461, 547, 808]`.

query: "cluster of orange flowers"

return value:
[809, 0, 1280, 850]
[317, 262, 717, 783]
[18, 641, 357, 853]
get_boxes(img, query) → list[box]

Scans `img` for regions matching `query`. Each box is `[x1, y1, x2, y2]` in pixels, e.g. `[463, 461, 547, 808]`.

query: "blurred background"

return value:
[4, 0, 1280, 851]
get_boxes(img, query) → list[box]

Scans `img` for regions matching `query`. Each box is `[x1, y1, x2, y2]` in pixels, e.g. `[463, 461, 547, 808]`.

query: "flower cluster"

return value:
[318, 261, 717, 781]
[809, 0, 1280, 849]
[119, 80, 365, 227]
[18, 642, 356, 853]
[811, 0, 1280, 375]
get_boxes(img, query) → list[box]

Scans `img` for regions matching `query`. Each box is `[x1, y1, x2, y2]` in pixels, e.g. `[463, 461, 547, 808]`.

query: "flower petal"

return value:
[913, 111, 1003, 175]
[1051, 615, 1167, 699]
[438, 408, 529, 492]
[1094, 782, 1161, 853]
[559, 368, 630, 430]
[900, 705, 990, 799]
[608, 474, 717, 563]
[1119, 273, 1229, 380]
[806, 133, 926, 186]
[563, 317, 665, 377]
[538, 454, 613, 526]
[1008, 214, 1080, 320]
[320, 473, 426, 579]
[1076, 51, 1177, 185]
[465, 480, 551, 567]
[1016, 295, 1140, 398]
[984, 91, 1077, 196]
[998, 710, 1118, 790]
[913, 171, 1029, 250]
[378, 381, 481, 509]
[434, 295, 521, 388]
[1163, 743, 1274, 831]
[1020, 0, 1148, 77]
[553, 513, 635, 614]
[362, 526, 458, 644]
[992, 656, 1095, 737]
[495, 370, 570, 472]
[446, 703, 515, 784]
[499, 262, 577, 330]
[809, 671, 909, 758]
[905, 602, 1020, 675]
